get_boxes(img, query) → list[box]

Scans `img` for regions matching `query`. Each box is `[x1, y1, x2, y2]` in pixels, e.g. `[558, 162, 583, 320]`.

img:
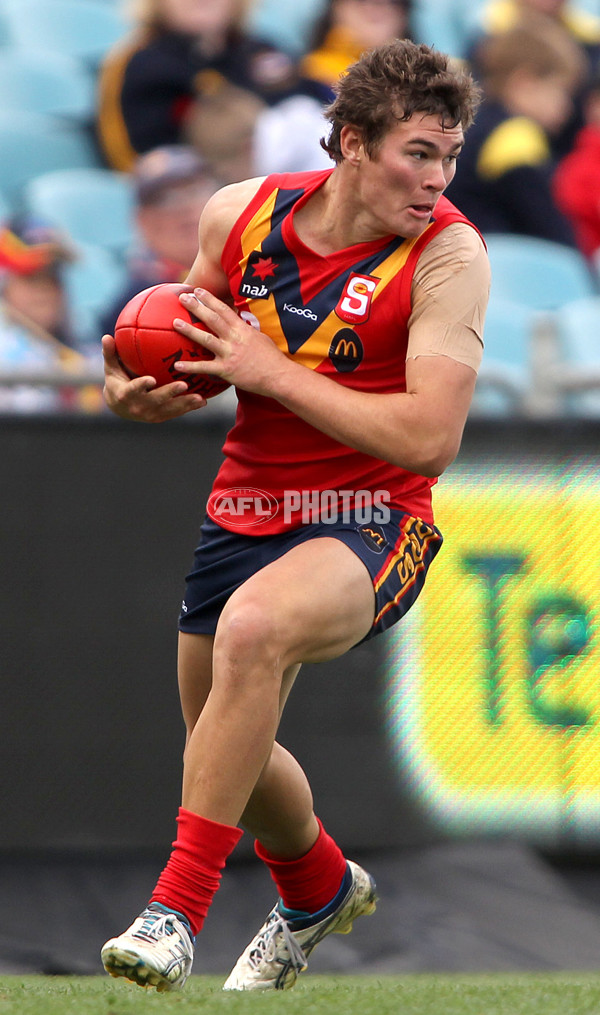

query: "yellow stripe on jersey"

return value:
[237, 188, 290, 355]
[239, 187, 279, 254]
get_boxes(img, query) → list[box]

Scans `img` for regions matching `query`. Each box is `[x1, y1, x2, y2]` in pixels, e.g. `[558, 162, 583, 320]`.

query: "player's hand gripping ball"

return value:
[114, 282, 231, 399]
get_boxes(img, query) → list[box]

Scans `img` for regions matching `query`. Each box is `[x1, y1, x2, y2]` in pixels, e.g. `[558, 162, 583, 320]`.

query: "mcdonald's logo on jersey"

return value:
[329, 329, 364, 372]
[335, 274, 378, 324]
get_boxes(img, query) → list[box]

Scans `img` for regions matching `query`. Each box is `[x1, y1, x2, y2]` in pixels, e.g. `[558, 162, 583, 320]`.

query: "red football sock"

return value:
[255, 818, 347, 914]
[151, 808, 243, 936]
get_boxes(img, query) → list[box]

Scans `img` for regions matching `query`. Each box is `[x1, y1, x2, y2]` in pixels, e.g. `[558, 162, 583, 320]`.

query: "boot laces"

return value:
[249, 912, 307, 972]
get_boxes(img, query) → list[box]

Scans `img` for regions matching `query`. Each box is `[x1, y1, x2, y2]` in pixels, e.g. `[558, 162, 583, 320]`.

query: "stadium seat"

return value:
[0, 50, 95, 121]
[24, 167, 135, 258]
[484, 234, 598, 311]
[2, 0, 128, 65]
[470, 297, 536, 417]
[553, 296, 600, 416]
[63, 242, 128, 344]
[0, 7, 10, 49]
[412, 0, 484, 58]
[0, 111, 99, 205]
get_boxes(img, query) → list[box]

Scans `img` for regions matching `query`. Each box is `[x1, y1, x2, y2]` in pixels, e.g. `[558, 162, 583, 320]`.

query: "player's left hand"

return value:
[173, 288, 292, 396]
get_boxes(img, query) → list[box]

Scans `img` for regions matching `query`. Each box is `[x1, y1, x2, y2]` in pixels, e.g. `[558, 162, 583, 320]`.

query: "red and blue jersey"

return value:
[207, 169, 473, 534]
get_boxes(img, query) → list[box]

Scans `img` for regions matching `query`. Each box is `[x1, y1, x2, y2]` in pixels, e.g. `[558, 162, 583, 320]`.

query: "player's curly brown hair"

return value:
[322, 38, 481, 163]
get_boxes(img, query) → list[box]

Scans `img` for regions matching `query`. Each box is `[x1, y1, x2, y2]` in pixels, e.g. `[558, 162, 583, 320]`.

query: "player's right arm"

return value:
[102, 176, 265, 422]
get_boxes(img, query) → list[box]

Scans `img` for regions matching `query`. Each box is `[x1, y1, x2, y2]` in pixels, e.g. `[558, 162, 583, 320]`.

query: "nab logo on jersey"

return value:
[239, 251, 279, 300]
[335, 274, 378, 324]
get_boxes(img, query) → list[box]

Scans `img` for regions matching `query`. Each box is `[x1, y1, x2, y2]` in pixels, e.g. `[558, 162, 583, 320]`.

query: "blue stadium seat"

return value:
[24, 167, 135, 258]
[0, 7, 10, 49]
[249, 0, 326, 54]
[470, 297, 536, 417]
[485, 234, 598, 311]
[63, 242, 128, 344]
[0, 50, 95, 121]
[3, 0, 128, 65]
[554, 296, 600, 416]
[0, 111, 98, 204]
[412, 0, 484, 58]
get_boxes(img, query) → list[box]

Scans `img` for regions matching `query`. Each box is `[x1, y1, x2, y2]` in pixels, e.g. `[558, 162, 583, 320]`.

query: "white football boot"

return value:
[101, 904, 194, 992]
[223, 860, 377, 991]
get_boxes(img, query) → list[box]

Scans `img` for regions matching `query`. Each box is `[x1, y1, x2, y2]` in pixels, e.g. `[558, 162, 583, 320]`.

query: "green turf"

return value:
[1, 974, 600, 1015]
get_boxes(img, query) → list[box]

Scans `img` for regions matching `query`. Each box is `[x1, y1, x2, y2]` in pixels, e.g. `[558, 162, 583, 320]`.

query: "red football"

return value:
[114, 282, 231, 399]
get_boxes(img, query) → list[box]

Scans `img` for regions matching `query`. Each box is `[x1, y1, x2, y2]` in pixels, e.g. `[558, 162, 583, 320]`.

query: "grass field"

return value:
[2, 973, 600, 1015]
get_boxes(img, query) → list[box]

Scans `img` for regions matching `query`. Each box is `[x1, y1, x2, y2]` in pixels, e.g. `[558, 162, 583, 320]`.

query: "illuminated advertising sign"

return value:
[384, 460, 600, 848]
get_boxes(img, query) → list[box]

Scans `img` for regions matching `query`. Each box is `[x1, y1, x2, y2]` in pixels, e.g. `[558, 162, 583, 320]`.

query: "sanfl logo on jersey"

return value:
[335, 274, 378, 325]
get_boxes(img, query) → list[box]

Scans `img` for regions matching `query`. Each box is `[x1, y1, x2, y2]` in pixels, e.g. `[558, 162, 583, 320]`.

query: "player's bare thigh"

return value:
[177, 536, 375, 733]
[214, 535, 375, 669]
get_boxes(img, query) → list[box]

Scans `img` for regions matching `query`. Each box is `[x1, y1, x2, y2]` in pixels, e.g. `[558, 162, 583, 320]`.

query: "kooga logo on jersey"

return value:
[284, 303, 318, 321]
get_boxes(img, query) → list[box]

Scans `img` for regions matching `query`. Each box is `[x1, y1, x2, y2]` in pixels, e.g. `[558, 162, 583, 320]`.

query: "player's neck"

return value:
[293, 167, 383, 254]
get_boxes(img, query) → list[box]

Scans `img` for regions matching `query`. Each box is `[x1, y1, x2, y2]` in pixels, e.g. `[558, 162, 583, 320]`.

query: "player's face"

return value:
[349, 113, 464, 240]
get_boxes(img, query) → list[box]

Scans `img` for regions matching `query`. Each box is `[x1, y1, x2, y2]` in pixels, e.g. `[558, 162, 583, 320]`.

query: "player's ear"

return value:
[340, 125, 365, 167]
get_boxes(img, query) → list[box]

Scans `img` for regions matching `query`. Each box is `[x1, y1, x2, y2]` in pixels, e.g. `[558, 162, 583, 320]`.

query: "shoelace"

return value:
[249, 912, 308, 972]
[134, 913, 194, 959]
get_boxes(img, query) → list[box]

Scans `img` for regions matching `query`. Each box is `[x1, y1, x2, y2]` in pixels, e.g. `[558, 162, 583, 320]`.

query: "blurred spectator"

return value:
[183, 81, 267, 183]
[100, 145, 219, 335]
[445, 14, 583, 243]
[469, 0, 600, 154]
[251, 0, 412, 177]
[554, 70, 600, 260]
[0, 216, 100, 413]
[476, 0, 600, 62]
[251, 91, 333, 175]
[96, 0, 301, 172]
[301, 0, 412, 103]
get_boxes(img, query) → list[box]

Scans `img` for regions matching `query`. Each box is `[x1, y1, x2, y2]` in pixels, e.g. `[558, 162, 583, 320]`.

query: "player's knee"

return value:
[214, 594, 282, 674]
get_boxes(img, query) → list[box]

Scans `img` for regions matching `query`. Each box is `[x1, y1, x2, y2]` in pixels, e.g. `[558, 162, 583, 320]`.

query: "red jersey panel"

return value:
[207, 169, 474, 534]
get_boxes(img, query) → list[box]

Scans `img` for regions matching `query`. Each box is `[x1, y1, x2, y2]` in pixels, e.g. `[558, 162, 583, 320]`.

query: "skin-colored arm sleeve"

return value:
[407, 221, 491, 373]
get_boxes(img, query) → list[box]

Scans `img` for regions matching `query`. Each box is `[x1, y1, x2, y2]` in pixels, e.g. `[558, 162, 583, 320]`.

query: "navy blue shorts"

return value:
[178, 509, 443, 644]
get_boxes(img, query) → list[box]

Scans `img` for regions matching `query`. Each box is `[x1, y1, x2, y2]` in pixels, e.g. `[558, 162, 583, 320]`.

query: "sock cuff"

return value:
[254, 817, 347, 913]
[175, 807, 243, 868]
[254, 817, 324, 865]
